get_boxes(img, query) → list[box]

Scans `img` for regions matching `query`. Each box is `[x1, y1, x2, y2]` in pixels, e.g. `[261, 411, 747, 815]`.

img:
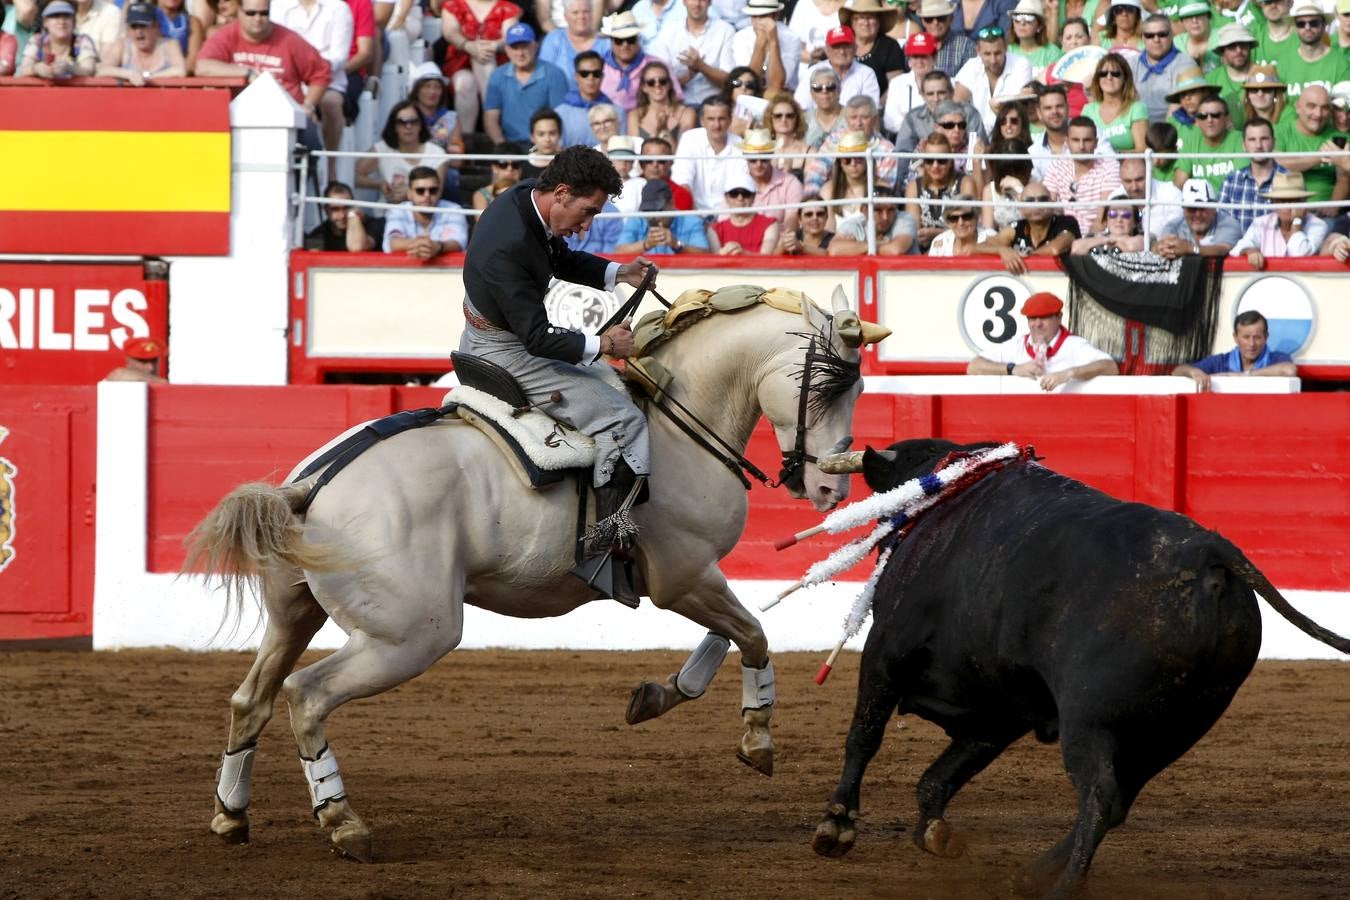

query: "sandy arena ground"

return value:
[4, 649, 1349, 898]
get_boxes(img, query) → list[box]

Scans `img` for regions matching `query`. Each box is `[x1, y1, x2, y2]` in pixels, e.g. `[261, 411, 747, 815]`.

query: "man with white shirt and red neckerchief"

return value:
[966, 291, 1119, 392]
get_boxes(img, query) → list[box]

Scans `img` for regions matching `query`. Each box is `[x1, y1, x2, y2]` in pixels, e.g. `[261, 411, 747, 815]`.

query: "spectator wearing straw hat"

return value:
[731, 0, 804, 92]
[1167, 66, 1221, 146]
[829, 185, 919, 255]
[883, 31, 937, 132]
[1156, 178, 1243, 258]
[1005, 0, 1059, 81]
[1218, 116, 1286, 232]
[604, 135, 646, 212]
[917, 0, 976, 76]
[105, 337, 168, 384]
[1275, 85, 1348, 205]
[1281, 3, 1350, 102]
[794, 25, 881, 112]
[742, 128, 804, 229]
[1229, 171, 1328, 266]
[1241, 64, 1288, 128]
[840, 0, 905, 96]
[1206, 23, 1260, 128]
[952, 24, 1032, 133]
[804, 94, 898, 193]
[600, 11, 664, 112]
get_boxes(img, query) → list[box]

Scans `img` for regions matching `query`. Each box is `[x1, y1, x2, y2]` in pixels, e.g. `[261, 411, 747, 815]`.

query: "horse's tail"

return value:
[183, 480, 347, 636]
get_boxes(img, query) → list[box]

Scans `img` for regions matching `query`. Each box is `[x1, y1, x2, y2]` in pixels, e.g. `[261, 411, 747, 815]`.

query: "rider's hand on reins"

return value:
[603, 320, 635, 359]
[617, 257, 657, 289]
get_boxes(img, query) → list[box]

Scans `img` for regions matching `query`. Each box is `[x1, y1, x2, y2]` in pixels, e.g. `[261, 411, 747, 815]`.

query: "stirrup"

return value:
[570, 552, 640, 609]
[583, 509, 640, 554]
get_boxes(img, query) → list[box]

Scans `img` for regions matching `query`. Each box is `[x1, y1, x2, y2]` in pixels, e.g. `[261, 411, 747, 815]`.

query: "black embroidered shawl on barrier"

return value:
[1057, 250, 1224, 372]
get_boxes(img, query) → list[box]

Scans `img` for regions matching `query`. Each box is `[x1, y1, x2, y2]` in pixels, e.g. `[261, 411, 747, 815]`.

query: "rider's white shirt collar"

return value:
[530, 189, 552, 238]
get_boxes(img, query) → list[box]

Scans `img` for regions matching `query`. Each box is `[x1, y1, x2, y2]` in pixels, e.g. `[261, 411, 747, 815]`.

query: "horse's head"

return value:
[758, 287, 889, 512]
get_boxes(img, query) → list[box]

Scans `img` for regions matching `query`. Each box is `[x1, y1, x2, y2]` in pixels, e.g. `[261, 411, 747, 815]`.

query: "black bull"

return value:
[812, 439, 1350, 899]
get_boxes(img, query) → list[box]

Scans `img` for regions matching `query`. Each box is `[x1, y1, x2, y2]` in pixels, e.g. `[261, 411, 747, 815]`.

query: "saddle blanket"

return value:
[445, 385, 596, 471]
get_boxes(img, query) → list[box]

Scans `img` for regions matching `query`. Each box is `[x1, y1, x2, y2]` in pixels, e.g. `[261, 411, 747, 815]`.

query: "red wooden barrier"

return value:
[142, 387, 1350, 593]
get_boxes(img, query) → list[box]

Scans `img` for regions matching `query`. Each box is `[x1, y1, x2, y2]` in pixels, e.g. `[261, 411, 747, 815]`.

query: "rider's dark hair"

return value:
[536, 145, 623, 198]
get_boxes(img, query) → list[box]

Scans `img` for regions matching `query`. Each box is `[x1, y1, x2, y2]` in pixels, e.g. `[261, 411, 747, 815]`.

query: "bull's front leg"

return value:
[814, 663, 903, 858]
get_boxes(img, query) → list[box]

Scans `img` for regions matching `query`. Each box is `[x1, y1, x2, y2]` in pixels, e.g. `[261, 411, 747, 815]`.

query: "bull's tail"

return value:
[1214, 535, 1350, 655]
[183, 480, 349, 635]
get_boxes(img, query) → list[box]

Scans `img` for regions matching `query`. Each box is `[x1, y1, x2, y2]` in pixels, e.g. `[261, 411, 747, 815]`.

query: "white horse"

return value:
[188, 287, 888, 860]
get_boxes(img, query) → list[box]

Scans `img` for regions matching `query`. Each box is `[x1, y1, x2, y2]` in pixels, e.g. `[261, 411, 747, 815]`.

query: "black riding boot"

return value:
[581, 460, 646, 608]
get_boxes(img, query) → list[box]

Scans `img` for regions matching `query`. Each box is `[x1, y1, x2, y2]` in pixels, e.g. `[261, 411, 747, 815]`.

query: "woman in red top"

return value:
[439, 0, 522, 134]
[707, 170, 781, 256]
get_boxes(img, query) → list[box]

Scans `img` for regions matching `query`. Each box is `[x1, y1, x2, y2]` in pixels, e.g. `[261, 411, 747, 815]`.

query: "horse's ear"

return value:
[799, 290, 814, 326]
[831, 285, 850, 315]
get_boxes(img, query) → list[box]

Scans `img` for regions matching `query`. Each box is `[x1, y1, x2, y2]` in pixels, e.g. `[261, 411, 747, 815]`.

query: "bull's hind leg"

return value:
[1018, 729, 1135, 900]
[280, 619, 464, 861]
[640, 565, 776, 775]
[211, 574, 328, 844]
[813, 662, 904, 858]
[912, 731, 1022, 859]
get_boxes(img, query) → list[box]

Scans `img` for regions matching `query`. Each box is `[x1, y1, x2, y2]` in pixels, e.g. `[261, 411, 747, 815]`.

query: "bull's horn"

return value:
[861, 321, 891, 345]
[816, 450, 866, 474]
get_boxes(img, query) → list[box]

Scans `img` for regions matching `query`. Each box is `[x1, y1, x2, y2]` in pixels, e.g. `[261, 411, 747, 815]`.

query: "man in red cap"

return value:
[104, 337, 168, 383]
[793, 25, 880, 112]
[884, 32, 938, 133]
[967, 292, 1118, 391]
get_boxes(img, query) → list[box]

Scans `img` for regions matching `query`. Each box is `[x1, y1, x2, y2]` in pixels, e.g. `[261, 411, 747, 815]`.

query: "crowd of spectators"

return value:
[5, 0, 1350, 262]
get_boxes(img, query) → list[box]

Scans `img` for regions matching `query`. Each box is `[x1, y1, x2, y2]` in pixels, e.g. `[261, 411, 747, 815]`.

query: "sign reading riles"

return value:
[0, 262, 168, 384]
[0, 88, 231, 256]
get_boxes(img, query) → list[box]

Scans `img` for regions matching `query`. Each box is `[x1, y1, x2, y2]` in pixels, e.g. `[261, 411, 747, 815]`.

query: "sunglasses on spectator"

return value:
[936, 119, 966, 129]
[644, 76, 670, 86]
[1011, 14, 1038, 23]
[495, 160, 522, 168]
[976, 26, 1004, 39]
[811, 85, 838, 95]
[411, 185, 439, 196]
[1106, 209, 1135, 219]
[924, 157, 950, 166]
[1097, 69, 1123, 79]
[1144, 30, 1170, 38]
[726, 189, 755, 199]
[800, 210, 827, 219]
[772, 111, 796, 119]
[241, 9, 269, 16]
[1294, 18, 1323, 28]
[396, 117, 421, 126]
[920, 15, 949, 22]
[1003, 117, 1021, 126]
[1022, 194, 1051, 202]
[1194, 111, 1225, 121]
[576, 68, 603, 78]
[1249, 87, 1278, 95]
[731, 79, 758, 90]
[612, 36, 639, 45]
[946, 211, 975, 223]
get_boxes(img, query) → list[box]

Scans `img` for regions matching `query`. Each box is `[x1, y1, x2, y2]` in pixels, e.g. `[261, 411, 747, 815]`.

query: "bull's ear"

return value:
[861, 446, 899, 492]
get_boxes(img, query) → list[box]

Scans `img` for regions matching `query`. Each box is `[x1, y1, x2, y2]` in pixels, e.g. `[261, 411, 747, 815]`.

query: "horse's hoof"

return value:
[812, 813, 856, 858]
[625, 681, 668, 725]
[330, 822, 373, 862]
[920, 818, 966, 858]
[736, 746, 774, 777]
[210, 811, 250, 844]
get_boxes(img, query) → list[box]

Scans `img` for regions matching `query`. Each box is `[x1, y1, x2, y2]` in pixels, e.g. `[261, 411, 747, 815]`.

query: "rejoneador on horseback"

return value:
[186, 151, 890, 860]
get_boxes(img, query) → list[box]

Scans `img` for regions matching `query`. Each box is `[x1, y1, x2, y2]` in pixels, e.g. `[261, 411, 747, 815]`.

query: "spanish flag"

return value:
[0, 88, 231, 256]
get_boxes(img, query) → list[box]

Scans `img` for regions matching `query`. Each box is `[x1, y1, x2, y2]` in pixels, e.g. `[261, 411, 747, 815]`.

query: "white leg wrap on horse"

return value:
[675, 632, 731, 698]
[301, 745, 346, 811]
[741, 659, 776, 711]
[216, 744, 256, 813]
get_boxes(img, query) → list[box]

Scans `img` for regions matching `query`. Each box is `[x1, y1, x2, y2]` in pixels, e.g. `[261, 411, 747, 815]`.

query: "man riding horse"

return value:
[460, 145, 657, 606]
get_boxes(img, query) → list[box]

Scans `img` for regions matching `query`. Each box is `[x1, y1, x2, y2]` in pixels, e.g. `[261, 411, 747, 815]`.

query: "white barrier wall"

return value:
[93, 382, 1345, 658]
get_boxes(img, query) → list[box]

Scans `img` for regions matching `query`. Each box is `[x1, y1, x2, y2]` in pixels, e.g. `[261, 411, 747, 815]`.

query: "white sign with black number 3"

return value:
[957, 274, 1032, 358]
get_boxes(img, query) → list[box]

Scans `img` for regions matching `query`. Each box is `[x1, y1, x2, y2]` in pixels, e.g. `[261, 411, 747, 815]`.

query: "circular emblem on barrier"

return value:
[957, 274, 1032, 356]
[1233, 275, 1315, 356]
[544, 279, 621, 332]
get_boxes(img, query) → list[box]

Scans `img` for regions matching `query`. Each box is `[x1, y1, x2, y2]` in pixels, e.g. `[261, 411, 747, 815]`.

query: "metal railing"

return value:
[294, 145, 1350, 257]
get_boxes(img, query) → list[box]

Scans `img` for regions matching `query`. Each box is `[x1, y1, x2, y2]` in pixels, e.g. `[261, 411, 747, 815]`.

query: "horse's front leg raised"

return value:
[640, 566, 777, 776]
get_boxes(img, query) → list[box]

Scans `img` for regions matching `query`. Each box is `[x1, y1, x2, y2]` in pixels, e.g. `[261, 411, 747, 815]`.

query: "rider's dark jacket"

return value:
[463, 180, 610, 364]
